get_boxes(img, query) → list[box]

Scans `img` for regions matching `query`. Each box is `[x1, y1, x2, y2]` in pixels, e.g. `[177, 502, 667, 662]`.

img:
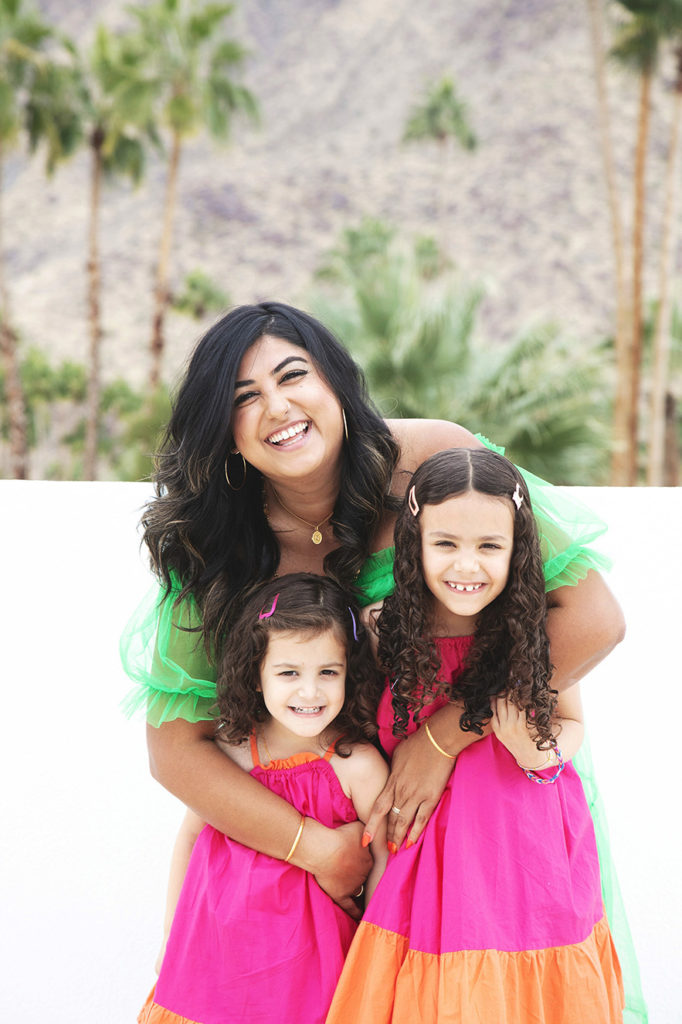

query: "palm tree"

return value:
[122, 0, 259, 390]
[0, 0, 52, 478]
[648, 37, 682, 483]
[610, 4, 662, 484]
[29, 26, 155, 479]
[403, 76, 476, 252]
[586, 0, 631, 484]
[311, 222, 610, 484]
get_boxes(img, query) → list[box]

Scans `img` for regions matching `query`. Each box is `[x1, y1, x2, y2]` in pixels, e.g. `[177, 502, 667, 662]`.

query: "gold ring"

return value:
[391, 805, 401, 815]
[353, 885, 364, 898]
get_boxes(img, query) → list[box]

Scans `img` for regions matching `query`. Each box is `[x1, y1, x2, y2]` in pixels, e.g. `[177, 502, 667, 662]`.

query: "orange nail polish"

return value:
[405, 838, 414, 850]
[361, 831, 372, 848]
[387, 841, 398, 855]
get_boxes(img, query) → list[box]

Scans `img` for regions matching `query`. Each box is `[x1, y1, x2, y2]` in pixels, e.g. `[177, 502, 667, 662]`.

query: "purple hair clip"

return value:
[258, 593, 279, 620]
[408, 485, 420, 517]
[511, 483, 523, 510]
[348, 607, 359, 641]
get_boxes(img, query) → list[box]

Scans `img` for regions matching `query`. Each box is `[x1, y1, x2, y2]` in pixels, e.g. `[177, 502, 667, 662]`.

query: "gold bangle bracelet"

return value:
[284, 813, 306, 863]
[424, 722, 456, 760]
[517, 749, 555, 772]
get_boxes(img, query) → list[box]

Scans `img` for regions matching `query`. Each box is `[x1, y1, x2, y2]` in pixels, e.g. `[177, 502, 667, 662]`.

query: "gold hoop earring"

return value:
[342, 408, 349, 442]
[225, 451, 247, 490]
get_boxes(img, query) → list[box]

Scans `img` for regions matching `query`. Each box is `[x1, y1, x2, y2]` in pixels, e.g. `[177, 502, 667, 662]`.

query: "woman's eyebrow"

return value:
[235, 355, 308, 389]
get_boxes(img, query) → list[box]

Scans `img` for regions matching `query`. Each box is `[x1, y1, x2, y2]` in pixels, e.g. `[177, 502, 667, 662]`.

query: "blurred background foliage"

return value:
[1, 0, 681, 483]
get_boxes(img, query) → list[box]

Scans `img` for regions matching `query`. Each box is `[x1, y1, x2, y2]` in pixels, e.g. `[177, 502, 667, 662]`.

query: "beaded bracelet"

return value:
[424, 722, 456, 759]
[517, 747, 565, 785]
[284, 813, 306, 862]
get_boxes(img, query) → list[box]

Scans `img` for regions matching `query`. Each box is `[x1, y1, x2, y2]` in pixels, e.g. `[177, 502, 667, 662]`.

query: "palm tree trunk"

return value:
[0, 142, 29, 479]
[663, 392, 679, 485]
[647, 48, 682, 485]
[84, 132, 104, 480]
[628, 70, 652, 485]
[585, 0, 630, 484]
[149, 129, 181, 391]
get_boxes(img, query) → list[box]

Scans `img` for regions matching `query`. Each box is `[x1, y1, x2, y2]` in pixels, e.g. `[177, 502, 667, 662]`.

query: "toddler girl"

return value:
[139, 573, 388, 1024]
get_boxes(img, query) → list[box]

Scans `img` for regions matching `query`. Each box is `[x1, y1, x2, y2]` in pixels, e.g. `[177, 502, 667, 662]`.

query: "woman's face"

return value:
[231, 334, 344, 486]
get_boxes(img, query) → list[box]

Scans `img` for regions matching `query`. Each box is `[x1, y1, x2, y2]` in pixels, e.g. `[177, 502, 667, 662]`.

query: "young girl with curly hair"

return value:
[327, 448, 624, 1023]
[139, 573, 388, 1024]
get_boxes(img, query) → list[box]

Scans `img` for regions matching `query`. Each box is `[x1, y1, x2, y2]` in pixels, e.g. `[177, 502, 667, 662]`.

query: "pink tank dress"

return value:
[327, 635, 624, 1024]
[139, 736, 358, 1024]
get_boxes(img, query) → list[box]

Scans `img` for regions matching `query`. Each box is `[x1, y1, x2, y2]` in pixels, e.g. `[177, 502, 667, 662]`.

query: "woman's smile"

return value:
[266, 419, 311, 447]
[231, 334, 344, 482]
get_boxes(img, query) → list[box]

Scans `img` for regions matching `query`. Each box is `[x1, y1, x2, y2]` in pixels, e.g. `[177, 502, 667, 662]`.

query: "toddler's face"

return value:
[259, 627, 346, 740]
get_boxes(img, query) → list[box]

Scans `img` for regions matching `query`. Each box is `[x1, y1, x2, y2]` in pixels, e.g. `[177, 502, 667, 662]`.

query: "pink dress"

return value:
[327, 636, 624, 1024]
[139, 736, 358, 1024]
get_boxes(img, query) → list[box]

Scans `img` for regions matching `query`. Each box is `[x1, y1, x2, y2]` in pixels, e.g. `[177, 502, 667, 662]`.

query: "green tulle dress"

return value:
[120, 436, 647, 1023]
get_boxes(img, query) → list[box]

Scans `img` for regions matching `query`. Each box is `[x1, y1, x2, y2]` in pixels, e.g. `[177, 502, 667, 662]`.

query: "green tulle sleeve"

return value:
[119, 572, 218, 727]
[475, 434, 612, 591]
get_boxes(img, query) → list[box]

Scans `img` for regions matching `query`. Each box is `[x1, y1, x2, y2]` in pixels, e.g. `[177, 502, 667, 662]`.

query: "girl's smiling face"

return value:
[420, 490, 514, 636]
[230, 334, 345, 487]
[258, 627, 347, 745]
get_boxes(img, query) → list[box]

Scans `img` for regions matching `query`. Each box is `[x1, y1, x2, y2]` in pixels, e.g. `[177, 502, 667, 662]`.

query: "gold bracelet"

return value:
[424, 722, 456, 760]
[517, 749, 555, 772]
[284, 813, 306, 863]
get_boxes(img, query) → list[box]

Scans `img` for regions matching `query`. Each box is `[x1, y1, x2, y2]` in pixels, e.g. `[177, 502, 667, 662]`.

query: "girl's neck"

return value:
[257, 718, 337, 764]
[428, 598, 478, 638]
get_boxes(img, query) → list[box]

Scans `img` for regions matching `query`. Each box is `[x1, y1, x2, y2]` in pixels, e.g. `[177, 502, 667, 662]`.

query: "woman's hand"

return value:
[363, 725, 454, 852]
[295, 819, 373, 921]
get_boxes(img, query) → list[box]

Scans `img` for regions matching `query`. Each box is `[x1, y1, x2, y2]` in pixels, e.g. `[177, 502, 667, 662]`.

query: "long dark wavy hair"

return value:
[378, 448, 557, 749]
[140, 302, 400, 656]
[215, 573, 383, 755]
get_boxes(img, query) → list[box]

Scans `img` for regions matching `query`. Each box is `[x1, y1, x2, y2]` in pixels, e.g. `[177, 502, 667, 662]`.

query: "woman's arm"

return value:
[147, 719, 373, 918]
[546, 570, 625, 691]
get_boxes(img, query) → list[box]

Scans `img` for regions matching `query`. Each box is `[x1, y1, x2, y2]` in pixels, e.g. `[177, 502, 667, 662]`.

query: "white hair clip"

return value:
[512, 483, 524, 510]
[408, 485, 420, 516]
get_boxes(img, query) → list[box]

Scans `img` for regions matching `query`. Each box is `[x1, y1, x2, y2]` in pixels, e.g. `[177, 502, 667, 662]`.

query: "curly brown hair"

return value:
[378, 448, 558, 750]
[216, 573, 383, 756]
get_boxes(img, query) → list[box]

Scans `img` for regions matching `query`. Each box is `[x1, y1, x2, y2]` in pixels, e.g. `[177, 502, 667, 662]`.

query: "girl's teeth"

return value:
[292, 706, 322, 714]
[450, 583, 482, 592]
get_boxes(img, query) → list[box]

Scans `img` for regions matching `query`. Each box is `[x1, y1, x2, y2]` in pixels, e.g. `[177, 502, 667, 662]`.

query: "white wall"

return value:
[1, 481, 679, 1023]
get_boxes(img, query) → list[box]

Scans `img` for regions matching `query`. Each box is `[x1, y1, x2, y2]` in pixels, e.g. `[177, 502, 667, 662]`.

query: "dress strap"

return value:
[322, 738, 338, 761]
[249, 731, 262, 768]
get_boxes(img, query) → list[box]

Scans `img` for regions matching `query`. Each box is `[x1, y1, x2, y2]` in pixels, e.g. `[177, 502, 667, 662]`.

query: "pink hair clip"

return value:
[408, 485, 420, 517]
[511, 483, 523, 510]
[348, 607, 358, 641]
[258, 593, 279, 620]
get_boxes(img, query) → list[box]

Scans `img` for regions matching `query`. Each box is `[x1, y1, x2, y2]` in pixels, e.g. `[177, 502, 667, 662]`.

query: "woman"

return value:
[122, 302, 632, 964]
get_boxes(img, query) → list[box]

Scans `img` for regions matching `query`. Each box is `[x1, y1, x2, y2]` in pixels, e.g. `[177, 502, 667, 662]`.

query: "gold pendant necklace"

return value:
[270, 487, 334, 545]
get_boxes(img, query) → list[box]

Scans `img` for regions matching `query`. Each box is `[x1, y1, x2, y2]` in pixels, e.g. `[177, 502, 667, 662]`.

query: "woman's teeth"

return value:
[268, 421, 309, 445]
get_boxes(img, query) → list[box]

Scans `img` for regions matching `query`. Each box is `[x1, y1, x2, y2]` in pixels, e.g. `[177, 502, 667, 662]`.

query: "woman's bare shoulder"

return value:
[386, 418, 484, 483]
